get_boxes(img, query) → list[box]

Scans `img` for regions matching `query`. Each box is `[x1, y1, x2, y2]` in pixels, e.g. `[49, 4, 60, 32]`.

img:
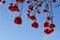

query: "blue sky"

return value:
[0, 0, 60, 40]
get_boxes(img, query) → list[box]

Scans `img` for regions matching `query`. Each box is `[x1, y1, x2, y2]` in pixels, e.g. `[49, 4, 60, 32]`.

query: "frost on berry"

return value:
[44, 28, 54, 34]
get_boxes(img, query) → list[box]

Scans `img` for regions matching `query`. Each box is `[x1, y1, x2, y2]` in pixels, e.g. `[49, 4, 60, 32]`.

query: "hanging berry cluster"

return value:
[26, 0, 56, 34]
[43, 0, 56, 34]
[8, 0, 25, 25]
[0, 0, 57, 35]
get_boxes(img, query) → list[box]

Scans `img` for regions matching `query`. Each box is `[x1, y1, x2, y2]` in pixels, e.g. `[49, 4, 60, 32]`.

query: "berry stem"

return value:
[20, 3, 23, 16]
[50, 1, 53, 23]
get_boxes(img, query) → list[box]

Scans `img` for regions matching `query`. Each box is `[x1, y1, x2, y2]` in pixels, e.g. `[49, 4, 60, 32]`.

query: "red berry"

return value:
[8, 5, 14, 10]
[34, 0, 37, 2]
[44, 22, 49, 27]
[28, 5, 34, 11]
[43, 9, 48, 13]
[16, 0, 24, 3]
[49, 23, 55, 28]
[8, 5, 19, 12]
[30, 15, 36, 20]
[44, 28, 54, 34]
[37, 3, 42, 7]
[10, 7, 15, 11]
[32, 22, 39, 28]
[16, 0, 19, 2]
[47, 16, 51, 21]
[14, 16, 22, 24]
[52, 0, 56, 3]
[0, 0, 2, 2]
[14, 5, 19, 11]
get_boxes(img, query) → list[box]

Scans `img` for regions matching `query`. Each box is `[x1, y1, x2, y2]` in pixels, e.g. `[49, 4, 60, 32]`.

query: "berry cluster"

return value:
[26, 0, 56, 34]
[44, 21, 55, 34]
[0, 0, 57, 35]
[43, 0, 56, 34]
[8, 3, 19, 12]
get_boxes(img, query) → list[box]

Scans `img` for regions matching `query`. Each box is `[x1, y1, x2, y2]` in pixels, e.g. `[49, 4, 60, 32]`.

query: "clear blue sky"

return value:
[0, 0, 60, 40]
